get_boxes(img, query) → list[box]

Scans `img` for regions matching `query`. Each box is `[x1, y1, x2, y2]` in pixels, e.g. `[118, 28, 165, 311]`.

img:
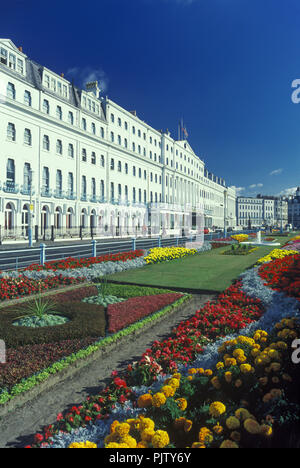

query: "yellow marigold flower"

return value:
[69, 441, 97, 448]
[216, 362, 225, 370]
[233, 349, 245, 358]
[152, 392, 167, 407]
[110, 420, 119, 433]
[235, 408, 251, 421]
[224, 371, 232, 383]
[191, 442, 206, 448]
[176, 398, 188, 411]
[209, 402, 226, 418]
[225, 358, 237, 367]
[187, 376, 193, 381]
[204, 369, 213, 376]
[114, 423, 131, 437]
[119, 435, 137, 448]
[104, 433, 118, 444]
[138, 394, 153, 408]
[168, 378, 180, 389]
[226, 416, 240, 430]
[220, 440, 239, 448]
[161, 385, 175, 397]
[172, 373, 181, 380]
[188, 368, 197, 375]
[240, 364, 252, 374]
[105, 442, 120, 448]
[139, 418, 155, 432]
[184, 419, 193, 433]
[137, 441, 149, 448]
[276, 341, 288, 350]
[213, 424, 223, 434]
[141, 428, 155, 442]
[244, 419, 261, 434]
[260, 425, 273, 438]
[199, 427, 213, 444]
[237, 355, 247, 364]
[151, 430, 170, 448]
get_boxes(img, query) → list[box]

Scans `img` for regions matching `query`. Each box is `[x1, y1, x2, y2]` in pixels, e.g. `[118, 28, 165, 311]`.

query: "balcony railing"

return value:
[3, 181, 19, 194]
[53, 189, 65, 199]
[41, 187, 52, 197]
[66, 191, 77, 201]
[20, 185, 35, 196]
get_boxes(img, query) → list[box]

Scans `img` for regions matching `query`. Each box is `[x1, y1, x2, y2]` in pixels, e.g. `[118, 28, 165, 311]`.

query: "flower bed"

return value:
[256, 249, 299, 265]
[107, 293, 183, 334]
[24, 250, 145, 272]
[0, 275, 85, 302]
[231, 234, 249, 243]
[259, 254, 300, 300]
[222, 244, 258, 256]
[210, 242, 232, 249]
[144, 247, 197, 265]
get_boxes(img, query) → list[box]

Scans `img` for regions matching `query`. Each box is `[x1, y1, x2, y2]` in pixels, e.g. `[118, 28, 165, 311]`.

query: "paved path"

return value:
[0, 293, 214, 448]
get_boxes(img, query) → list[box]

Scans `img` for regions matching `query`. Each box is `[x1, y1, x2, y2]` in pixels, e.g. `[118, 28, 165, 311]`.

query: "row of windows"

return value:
[0, 48, 24, 75]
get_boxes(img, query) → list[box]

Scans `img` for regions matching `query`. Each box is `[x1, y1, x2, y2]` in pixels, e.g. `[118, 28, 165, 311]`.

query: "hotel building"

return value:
[0, 39, 236, 242]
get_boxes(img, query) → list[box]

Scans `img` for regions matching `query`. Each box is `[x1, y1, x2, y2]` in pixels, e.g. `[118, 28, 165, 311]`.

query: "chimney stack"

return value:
[61, 73, 64, 78]
[18, 46, 23, 52]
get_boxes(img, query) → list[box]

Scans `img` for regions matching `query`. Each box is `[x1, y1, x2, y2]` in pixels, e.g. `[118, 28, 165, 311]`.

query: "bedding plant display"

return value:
[223, 244, 258, 256]
[0, 282, 187, 406]
[24, 243, 300, 449]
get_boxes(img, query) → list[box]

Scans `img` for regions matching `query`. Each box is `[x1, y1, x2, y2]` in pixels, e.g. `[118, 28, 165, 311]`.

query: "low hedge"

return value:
[97, 283, 174, 299]
[0, 302, 106, 348]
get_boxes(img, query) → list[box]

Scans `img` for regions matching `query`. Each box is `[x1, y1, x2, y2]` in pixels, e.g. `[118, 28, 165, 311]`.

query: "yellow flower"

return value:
[213, 424, 223, 434]
[235, 408, 251, 421]
[260, 425, 273, 437]
[240, 364, 252, 374]
[114, 423, 131, 437]
[220, 440, 239, 448]
[152, 392, 167, 407]
[224, 371, 232, 383]
[69, 441, 97, 448]
[244, 419, 261, 434]
[209, 402, 226, 418]
[226, 416, 240, 430]
[216, 362, 225, 370]
[161, 385, 175, 397]
[141, 428, 155, 442]
[138, 394, 153, 408]
[176, 398, 188, 411]
[199, 427, 213, 444]
[151, 430, 170, 448]
[139, 417, 155, 433]
[211, 376, 221, 389]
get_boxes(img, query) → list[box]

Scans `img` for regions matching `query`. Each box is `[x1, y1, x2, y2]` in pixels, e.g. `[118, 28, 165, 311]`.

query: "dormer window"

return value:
[0, 46, 25, 75]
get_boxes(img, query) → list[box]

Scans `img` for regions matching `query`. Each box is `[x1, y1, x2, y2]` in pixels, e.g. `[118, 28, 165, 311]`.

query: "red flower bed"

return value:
[136, 281, 264, 374]
[0, 275, 85, 302]
[259, 254, 300, 299]
[24, 250, 144, 272]
[107, 293, 183, 334]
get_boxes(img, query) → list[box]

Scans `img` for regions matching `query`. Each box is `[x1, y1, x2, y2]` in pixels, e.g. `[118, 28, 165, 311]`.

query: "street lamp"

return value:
[28, 169, 34, 247]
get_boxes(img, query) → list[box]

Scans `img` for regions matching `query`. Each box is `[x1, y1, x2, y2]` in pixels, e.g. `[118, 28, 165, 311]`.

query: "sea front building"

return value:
[236, 195, 288, 229]
[0, 38, 236, 242]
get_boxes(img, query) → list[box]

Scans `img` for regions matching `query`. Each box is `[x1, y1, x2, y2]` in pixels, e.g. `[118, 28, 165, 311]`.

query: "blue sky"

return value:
[1, 0, 300, 197]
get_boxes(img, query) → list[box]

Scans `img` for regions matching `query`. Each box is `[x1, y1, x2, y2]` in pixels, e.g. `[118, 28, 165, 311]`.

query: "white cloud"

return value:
[270, 168, 283, 176]
[249, 183, 263, 189]
[66, 66, 109, 93]
[230, 186, 245, 195]
[277, 187, 297, 197]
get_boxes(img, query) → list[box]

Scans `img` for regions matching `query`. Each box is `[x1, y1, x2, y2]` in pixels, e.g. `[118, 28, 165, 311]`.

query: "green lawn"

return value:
[107, 245, 273, 292]
[108, 233, 299, 293]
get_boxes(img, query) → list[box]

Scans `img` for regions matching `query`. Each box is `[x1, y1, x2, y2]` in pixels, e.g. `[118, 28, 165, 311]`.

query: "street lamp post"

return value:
[28, 169, 34, 247]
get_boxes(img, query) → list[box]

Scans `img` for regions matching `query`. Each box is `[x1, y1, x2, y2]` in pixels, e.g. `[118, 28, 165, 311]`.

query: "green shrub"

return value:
[94, 283, 174, 298]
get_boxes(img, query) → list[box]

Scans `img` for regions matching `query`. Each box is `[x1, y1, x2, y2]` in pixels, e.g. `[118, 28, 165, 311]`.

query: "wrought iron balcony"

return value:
[3, 181, 19, 194]
[41, 187, 52, 197]
[20, 185, 35, 196]
[66, 191, 77, 200]
[53, 189, 65, 199]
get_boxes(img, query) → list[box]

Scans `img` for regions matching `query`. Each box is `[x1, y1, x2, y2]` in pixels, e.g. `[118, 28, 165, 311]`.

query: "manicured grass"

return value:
[107, 245, 276, 292]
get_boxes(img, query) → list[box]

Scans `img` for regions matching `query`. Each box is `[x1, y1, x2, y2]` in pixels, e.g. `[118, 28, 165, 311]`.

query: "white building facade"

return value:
[237, 195, 288, 229]
[287, 187, 300, 228]
[0, 39, 236, 242]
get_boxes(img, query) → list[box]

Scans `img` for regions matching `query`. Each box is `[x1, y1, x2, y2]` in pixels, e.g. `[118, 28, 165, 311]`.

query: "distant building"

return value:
[286, 187, 300, 228]
[237, 195, 288, 228]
